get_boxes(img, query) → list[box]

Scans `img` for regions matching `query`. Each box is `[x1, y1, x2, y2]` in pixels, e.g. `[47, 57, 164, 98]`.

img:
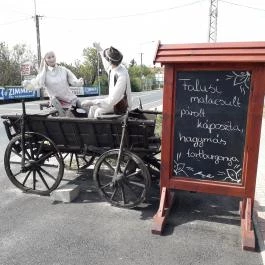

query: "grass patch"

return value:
[155, 114, 163, 137]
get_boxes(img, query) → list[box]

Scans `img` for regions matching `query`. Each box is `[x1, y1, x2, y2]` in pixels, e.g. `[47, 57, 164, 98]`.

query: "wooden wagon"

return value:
[2, 102, 161, 208]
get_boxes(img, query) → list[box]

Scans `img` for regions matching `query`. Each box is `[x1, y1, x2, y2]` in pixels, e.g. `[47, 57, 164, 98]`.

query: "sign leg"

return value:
[152, 187, 175, 235]
[240, 198, 256, 251]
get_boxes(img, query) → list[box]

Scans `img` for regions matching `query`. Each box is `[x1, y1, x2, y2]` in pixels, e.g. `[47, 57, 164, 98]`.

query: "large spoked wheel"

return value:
[93, 149, 151, 208]
[62, 152, 95, 171]
[4, 132, 64, 195]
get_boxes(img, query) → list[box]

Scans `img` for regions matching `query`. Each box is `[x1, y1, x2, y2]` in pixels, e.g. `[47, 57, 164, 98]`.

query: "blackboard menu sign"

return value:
[173, 71, 251, 183]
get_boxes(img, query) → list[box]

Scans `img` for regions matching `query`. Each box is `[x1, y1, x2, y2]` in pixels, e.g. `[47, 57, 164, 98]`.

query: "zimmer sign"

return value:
[0, 86, 40, 100]
[173, 71, 250, 184]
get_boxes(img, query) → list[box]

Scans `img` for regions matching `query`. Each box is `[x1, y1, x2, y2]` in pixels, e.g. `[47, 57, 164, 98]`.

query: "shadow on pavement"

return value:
[56, 168, 161, 220]
[57, 168, 255, 248]
[162, 191, 241, 236]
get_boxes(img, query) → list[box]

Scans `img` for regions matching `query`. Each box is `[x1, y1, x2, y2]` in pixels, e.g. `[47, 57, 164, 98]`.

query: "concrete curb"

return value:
[50, 184, 80, 203]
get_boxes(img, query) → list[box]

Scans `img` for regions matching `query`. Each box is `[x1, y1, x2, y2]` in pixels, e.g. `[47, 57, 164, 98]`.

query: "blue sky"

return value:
[0, 0, 265, 66]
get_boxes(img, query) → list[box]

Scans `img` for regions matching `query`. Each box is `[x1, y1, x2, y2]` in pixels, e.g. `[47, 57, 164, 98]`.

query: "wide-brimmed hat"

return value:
[103, 46, 123, 64]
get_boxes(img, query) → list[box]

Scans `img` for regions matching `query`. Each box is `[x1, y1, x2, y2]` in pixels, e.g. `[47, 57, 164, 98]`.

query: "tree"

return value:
[0, 42, 12, 85]
[82, 47, 104, 86]
[129, 59, 137, 67]
[0, 42, 163, 91]
[0, 42, 37, 86]
[128, 64, 158, 91]
[59, 61, 82, 79]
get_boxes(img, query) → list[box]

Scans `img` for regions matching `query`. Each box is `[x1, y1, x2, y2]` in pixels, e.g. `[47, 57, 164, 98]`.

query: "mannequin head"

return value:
[44, 51, 56, 67]
[103, 46, 123, 66]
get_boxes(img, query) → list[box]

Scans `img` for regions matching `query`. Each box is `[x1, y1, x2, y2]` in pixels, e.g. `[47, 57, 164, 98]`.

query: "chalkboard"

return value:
[173, 71, 251, 183]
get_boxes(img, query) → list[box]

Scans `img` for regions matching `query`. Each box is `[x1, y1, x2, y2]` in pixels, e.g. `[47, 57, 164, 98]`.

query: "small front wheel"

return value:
[93, 149, 151, 208]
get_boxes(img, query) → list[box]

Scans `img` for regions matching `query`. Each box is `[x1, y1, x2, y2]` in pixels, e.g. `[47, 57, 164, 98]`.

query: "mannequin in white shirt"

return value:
[22, 51, 84, 117]
[81, 43, 132, 118]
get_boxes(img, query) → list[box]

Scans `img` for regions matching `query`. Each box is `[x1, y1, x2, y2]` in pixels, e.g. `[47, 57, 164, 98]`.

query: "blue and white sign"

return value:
[83, 87, 99, 96]
[69, 86, 99, 96]
[0, 86, 40, 100]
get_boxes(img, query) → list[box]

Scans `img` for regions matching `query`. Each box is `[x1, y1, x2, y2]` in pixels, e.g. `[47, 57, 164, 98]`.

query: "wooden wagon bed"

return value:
[1, 107, 161, 208]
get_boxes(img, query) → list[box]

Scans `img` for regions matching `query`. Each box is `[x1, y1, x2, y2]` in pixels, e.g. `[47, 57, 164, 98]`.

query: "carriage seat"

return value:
[96, 114, 124, 119]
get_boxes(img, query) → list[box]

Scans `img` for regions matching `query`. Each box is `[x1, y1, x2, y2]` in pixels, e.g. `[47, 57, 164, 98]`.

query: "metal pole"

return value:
[208, 0, 218, 42]
[140, 52, 143, 91]
[97, 52, 101, 96]
[21, 100, 26, 169]
[33, 0, 43, 99]
[35, 15, 42, 66]
[33, 0, 41, 66]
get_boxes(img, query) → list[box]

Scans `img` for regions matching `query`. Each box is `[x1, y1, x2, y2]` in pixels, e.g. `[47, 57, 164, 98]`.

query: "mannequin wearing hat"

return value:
[22, 51, 84, 116]
[81, 43, 132, 118]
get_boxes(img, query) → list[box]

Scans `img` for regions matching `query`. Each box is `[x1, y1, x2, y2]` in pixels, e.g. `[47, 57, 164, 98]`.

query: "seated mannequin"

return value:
[81, 43, 132, 118]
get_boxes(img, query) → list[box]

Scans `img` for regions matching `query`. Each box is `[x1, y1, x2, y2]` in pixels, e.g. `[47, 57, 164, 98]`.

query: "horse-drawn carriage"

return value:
[1, 102, 161, 208]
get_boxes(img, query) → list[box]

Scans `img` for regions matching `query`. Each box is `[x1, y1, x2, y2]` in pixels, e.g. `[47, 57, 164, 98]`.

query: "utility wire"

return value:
[0, 17, 32, 26]
[2, 7, 33, 17]
[219, 0, 265, 12]
[45, 0, 207, 21]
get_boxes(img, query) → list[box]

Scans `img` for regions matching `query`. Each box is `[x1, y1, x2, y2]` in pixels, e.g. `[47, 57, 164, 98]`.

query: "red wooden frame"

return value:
[152, 42, 265, 251]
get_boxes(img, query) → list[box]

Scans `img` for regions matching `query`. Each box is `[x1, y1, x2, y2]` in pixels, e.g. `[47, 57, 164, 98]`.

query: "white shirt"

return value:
[23, 65, 83, 104]
[94, 52, 132, 110]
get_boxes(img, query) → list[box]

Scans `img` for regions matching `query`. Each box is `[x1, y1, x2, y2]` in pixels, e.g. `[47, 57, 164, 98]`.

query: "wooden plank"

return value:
[241, 198, 255, 251]
[154, 42, 265, 64]
[155, 55, 265, 63]
[152, 187, 175, 235]
[244, 67, 265, 201]
[157, 42, 265, 51]
[169, 178, 245, 197]
[157, 48, 265, 56]
[160, 64, 175, 189]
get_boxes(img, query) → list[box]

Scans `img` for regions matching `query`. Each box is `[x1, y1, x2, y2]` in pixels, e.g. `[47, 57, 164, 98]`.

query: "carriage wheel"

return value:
[4, 132, 64, 195]
[93, 149, 151, 208]
[62, 152, 95, 171]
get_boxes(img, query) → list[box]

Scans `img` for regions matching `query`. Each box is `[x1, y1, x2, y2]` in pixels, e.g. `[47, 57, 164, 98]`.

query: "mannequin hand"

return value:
[92, 99, 100, 105]
[22, 80, 27, 87]
[22, 80, 34, 90]
[93, 42, 103, 52]
[79, 78, 84, 86]
[81, 100, 94, 108]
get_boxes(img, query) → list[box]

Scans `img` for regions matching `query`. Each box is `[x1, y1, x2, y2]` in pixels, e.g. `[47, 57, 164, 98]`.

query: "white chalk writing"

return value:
[178, 132, 226, 147]
[190, 94, 241, 108]
[180, 107, 205, 118]
[186, 148, 239, 166]
[179, 78, 222, 94]
[197, 119, 242, 134]
[173, 71, 250, 183]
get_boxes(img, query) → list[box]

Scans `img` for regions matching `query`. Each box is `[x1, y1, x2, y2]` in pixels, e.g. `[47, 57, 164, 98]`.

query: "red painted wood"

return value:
[244, 68, 265, 203]
[154, 42, 265, 64]
[157, 42, 265, 50]
[157, 48, 265, 56]
[152, 187, 175, 235]
[169, 178, 245, 197]
[152, 42, 265, 250]
[155, 55, 265, 64]
[159, 64, 175, 190]
[241, 198, 255, 251]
